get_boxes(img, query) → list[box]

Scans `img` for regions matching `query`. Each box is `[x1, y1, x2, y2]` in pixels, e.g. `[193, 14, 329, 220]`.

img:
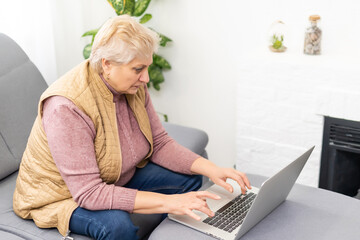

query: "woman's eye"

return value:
[135, 68, 143, 73]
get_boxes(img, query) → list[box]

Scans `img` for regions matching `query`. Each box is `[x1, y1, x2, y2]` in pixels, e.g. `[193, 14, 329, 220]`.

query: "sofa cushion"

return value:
[0, 172, 92, 239]
[0, 33, 48, 180]
[0, 231, 26, 240]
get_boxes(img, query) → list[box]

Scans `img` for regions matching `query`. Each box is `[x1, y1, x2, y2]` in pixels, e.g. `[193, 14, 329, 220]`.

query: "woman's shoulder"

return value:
[43, 95, 76, 111]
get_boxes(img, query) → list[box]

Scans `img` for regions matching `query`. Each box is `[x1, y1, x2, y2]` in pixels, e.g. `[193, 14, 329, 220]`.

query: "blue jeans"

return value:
[69, 162, 203, 240]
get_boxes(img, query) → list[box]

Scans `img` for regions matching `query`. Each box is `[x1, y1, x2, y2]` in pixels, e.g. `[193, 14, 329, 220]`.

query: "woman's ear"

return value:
[101, 58, 111, 73]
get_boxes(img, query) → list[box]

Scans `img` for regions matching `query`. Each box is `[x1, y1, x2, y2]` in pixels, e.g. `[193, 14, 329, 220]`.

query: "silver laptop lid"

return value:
[236, 146, 315, 239]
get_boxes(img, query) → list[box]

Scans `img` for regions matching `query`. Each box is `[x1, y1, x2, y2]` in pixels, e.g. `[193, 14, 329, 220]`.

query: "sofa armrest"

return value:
[162, 122, 209, 158]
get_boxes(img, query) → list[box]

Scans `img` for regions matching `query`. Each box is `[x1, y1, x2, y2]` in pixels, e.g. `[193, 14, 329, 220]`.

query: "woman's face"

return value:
[102, 57, 152, 94]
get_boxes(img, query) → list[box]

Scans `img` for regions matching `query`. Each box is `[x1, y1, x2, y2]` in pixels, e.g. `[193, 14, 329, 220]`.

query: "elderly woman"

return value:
[13, 15, 251, 240]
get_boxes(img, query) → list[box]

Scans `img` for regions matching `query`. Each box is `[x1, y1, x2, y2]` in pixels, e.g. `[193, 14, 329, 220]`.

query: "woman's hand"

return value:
[164, 191, 221, 220]
[133, 190, 220, 221]
[191, 158, 251, 194]
[208, 167, 251, 194]
[133, 158, 251, 219]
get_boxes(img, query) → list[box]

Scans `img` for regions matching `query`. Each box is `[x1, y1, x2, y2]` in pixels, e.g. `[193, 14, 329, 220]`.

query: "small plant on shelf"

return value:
[268, 20, 287, 53]
[272, 34, 283, 49]
[269, 34, 286, 52]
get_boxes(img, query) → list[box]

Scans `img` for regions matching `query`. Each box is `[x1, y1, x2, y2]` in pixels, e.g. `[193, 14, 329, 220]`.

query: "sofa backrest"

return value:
[0, 33, 48, 180]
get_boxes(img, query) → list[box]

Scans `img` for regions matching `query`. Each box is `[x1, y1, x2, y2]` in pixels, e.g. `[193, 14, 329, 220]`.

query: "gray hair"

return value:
[89, 15, 160, 73]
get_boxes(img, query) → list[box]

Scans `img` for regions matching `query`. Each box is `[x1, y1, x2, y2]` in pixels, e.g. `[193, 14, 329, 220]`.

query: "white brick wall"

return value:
[236, 52, 360, 187]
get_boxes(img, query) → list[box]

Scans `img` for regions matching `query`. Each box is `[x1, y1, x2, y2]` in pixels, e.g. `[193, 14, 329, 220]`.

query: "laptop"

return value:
[169, 146, 315, 240]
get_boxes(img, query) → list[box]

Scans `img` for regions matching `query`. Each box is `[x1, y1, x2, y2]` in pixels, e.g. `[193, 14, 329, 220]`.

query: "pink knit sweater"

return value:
[42, 76, 200, 212]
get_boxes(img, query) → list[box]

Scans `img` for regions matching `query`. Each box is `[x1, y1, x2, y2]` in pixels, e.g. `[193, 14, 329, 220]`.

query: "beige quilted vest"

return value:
[13, 60, 153, 236]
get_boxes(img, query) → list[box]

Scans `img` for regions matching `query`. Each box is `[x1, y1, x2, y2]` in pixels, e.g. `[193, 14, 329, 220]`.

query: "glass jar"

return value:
[268, 20, 287, 52]
[304, 15, 322, 55]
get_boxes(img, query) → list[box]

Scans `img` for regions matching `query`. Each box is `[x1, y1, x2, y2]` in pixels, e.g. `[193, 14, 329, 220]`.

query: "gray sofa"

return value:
[0, 33, 209, 239]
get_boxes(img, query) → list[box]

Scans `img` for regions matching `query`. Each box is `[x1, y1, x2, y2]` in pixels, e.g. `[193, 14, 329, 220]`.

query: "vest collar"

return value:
[88, 62, 114, 103]
[99, 73, 123, 102]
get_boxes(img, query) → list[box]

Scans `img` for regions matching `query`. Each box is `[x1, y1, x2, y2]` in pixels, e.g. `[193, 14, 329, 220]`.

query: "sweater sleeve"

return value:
[42, 96, 137, 212]
[145, 87, 201, 174]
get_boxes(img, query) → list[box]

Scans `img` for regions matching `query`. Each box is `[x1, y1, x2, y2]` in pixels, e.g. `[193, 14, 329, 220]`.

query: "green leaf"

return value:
[83, 43, 92, 59]
[124, 0, 135, 15]
[148, 64, 164, 91]
[159, 33, 172, 47]
[140, 13, 152, 24]
[163, 114, 168, 122]
[134, 0, 151, 17]
[107, 0, 124, 15]
[149, 65, 164, 83]
[153, 54, 171, 69]
[153, 83, 160, 91]
[82, 28, 99, 45]
[108, 0, 134, 15]
[82, 29, 99, 37]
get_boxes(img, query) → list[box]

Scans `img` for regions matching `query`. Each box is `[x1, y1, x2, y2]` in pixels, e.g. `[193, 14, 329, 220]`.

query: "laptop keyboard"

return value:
[202, 192, 256, 233]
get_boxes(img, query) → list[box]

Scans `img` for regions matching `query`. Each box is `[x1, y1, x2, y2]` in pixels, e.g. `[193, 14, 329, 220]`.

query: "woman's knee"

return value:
[70, 208, 139, 240]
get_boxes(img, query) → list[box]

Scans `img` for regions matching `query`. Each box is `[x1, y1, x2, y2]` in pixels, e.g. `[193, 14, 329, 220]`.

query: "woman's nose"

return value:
[139, 70, 150, 83]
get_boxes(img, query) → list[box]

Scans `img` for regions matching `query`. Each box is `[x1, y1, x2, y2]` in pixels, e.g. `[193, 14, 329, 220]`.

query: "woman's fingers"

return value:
[229, 171, 247, 194]
[211, 168, 252, 194]
[195, 191, 217, 217]
[184, 191, 221, 219]
[197, 204, 215, 218]
[196, 191, 221, 200]
[214, 178, 234, 193]
[185, 209, 201, 221]
[222, 169, 253, 194]
[239, 171, 252, 189]
[232, 170, 252, 194]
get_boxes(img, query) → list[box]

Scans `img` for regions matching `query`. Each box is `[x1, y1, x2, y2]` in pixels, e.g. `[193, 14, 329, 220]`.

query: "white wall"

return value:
[146, 1, 239, 168]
